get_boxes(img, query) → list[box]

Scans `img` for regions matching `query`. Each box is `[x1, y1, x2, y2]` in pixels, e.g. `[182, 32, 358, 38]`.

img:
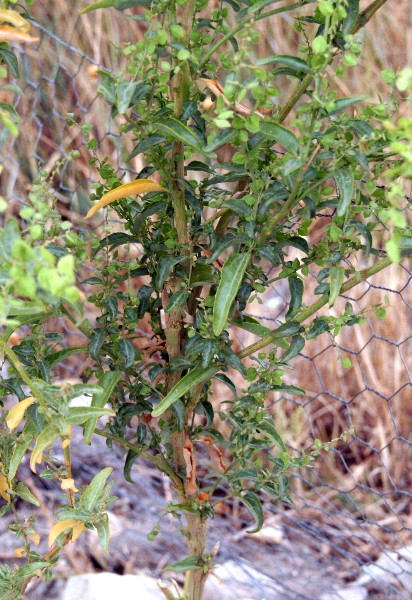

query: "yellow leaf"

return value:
[85, 179, 167, 219]
[6, 397, 37, 431]
[29, 532, 41, 546]
[71, 522, 86, 542]
[48, 518, 85, 547]
[0, 473, 10, 502]
[0, 8, 31, 32]
[61, 478, 78, 493]
[0, 25, 39, 43]
[14, 547, 26, 557]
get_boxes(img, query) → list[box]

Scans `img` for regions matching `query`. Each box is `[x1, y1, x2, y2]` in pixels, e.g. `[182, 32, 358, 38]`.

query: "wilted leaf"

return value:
[0, 8, 30, 32]
[0, 473, 10, 502]
[0, 25, 39, 43]
[6, 396, 36, 430]
[85, 179, 166, 219]
[48, 519, 86, 546]
[183, 434, 197, 495]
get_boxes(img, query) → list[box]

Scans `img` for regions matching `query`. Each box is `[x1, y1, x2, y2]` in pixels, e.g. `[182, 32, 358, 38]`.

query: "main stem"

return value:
[166, 2, 209, 599]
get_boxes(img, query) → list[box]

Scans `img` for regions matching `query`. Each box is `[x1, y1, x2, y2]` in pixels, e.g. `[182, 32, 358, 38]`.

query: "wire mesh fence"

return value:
[1, 14, 412, 600]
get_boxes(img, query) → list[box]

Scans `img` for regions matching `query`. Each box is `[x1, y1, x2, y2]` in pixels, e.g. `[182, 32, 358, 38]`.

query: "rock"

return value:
[204, 559, 282, 600]
[320, 585, 368, 600]
[62, 572, 163, 600]
[355, 546, 412, 590]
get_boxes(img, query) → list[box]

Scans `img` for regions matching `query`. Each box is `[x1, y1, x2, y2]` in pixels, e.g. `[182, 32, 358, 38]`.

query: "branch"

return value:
[352, 0, 390, 34]
[237, 257, 392, 359]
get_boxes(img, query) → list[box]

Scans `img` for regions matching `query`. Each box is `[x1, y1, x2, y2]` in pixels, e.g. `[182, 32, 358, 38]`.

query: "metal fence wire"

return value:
[1, 18, 412, 600]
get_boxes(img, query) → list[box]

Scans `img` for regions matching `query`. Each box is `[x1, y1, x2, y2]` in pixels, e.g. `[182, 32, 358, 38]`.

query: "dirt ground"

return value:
[0, 429, 405, 600]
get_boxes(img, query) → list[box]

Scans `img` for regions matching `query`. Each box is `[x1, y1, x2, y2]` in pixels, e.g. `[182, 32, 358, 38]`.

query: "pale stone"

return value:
[320, 585, 368, 600]
[62, 572, 163, 600]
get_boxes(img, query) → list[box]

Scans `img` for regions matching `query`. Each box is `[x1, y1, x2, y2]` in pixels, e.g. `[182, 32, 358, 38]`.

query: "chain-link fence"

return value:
[1, 14, 412, 600]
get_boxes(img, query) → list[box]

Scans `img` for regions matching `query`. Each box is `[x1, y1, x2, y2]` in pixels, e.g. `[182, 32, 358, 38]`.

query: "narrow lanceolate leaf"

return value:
[240, 491, 264, 534]
[256, 54, 311, 74]
[66, 406, 115, 425]
[329, 265, 345, 306]
[260, 122, 299, 155]
[281, 335, 305, 362]
[8, 434, 32, 480]
[14, 482, 40, 506]
[256, 420, 286, 451]
[152, 365, 217, 417]
[153, 118, 208, 155]
[84, 371, 120, 444]
[342, 0, 360, 35]
[213, 252, 251, 337]
[80, 467, 112, 512]
[85, 179, 166, 219]
[30, 426, 59, 473]
[95, 513, 110, 553]
[6, 397, 36, 430]
[335, 169, 354, 217]
[163, 555, 202, 573]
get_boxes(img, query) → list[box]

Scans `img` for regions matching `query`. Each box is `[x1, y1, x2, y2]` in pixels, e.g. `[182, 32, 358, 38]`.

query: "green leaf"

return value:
[95, 513, 110, 553]
[124, 449, 140, 483]
[306, 317, 329, 340]
[286, 277, 303, 319]
[213, 252, 251, 336]
[152, 364, 217, 417]
[326, 96, 366, 115]
[80, 0, 117, 12]
[165, 290, 188, 312]
[89, 329, 105, 360]
[240, 491, 264, 533]
[260, 122, 299, 154]
[153, 118, 211, 156]
[66, 406, 115, 425]
[329, 265, 345, 306]
[204, 129, 237, 153]
[119, 338, 136, 368]
[256, 54, 311, 74]
[233, 316, 271, 337]
[84, 371, 121, 444]
[155, 255, 187, 290]
[163, 555, 202, 573]
[8, 434, 31, 480]
[334, 168, 354, 217]
[0, 47, 19, 78]
[273, 321, 302, 338]
[342, 0, 359, 35]
[44, 347, 86, 366]
[281, 335, 305, 362]
[30, 426, 59, 472]
[80, 467, 112, 512]
[14, 482, 40, 506]
[256, 420, 286, 451]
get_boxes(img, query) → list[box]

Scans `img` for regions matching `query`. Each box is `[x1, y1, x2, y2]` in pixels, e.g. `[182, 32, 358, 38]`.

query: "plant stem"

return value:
[0, 338, 49, 417]
[199, 0, 312, 69]
[352, 0, 390, 33]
